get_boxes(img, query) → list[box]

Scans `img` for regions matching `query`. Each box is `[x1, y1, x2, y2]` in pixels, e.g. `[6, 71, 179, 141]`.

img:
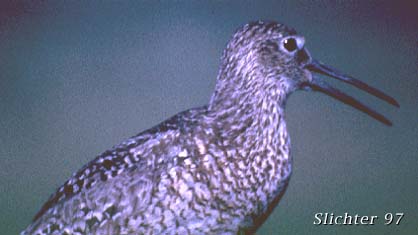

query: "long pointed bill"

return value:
[306, 60, 399, 107]
[303, 59, 399, 126]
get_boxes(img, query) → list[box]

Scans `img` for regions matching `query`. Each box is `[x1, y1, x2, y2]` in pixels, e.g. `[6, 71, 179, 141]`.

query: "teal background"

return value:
[0, 1, 416, 234]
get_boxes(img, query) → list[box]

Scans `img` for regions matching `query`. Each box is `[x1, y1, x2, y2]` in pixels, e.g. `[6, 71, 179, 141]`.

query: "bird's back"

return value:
[22, 106, 224, 234]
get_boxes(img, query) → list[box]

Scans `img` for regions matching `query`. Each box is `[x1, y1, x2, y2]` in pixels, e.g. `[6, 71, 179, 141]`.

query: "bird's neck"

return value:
[207, 84, 290, 162]
[206, 67, 293, 205]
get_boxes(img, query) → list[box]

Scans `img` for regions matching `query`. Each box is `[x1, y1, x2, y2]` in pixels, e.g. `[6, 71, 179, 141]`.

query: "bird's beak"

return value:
[302, 59, 399, 126]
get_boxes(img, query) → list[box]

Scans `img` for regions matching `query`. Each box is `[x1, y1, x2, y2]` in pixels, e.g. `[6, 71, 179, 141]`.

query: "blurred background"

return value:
[0, 1, 416, 234]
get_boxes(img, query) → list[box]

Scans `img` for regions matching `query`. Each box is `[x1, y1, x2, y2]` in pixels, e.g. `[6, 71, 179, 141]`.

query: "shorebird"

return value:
[22, 21, 398, 235]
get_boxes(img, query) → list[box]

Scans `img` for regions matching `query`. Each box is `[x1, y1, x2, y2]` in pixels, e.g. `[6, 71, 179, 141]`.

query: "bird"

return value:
[21, 21, 399, 235]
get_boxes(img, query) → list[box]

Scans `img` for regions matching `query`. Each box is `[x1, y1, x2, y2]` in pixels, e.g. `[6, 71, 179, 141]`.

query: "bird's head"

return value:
[210, 21, 398, 125]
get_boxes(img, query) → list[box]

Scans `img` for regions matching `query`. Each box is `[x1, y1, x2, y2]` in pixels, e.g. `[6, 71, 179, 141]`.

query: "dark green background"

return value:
[1, 1, 416, 234]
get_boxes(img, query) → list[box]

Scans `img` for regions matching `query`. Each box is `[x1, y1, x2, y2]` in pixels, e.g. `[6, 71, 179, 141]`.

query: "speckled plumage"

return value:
[22, 21, 397, 235]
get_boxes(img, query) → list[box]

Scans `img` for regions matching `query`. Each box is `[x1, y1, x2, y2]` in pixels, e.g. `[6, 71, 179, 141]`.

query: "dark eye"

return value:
[283, 38, 297, 52]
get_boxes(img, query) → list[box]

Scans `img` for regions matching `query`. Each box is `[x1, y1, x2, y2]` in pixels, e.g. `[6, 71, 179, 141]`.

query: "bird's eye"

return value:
[283, 38, 297, 52]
